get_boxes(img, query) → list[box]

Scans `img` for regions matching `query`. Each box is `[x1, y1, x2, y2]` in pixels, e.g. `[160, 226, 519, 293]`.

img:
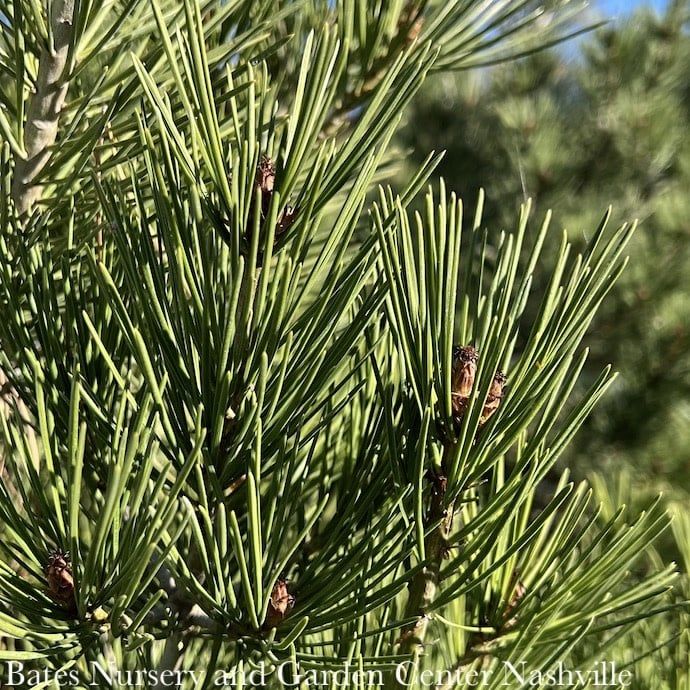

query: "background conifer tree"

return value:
[0, 1, 684, 688]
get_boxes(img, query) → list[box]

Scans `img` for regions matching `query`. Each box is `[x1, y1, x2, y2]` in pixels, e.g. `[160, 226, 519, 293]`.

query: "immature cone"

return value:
[45, 549, 76, 611]
[480, 371, 506, 425]
[265, 578, 295, 628]
[451, 345, 478, 424]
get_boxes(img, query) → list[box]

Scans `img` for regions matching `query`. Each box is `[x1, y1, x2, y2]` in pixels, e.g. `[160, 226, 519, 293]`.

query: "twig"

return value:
[11, 0, 76, 215]
[391, 446, 455, 688]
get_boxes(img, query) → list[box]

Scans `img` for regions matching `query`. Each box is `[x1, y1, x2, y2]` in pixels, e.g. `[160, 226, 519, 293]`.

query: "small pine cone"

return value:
[480, 371, 506, 425]
[265, 578, 295, 628]
[451, 345, 478, 424]
[45, 549, 76, 611]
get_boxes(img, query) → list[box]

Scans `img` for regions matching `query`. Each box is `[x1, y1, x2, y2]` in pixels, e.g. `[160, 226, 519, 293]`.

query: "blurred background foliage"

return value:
[399, 0, 690, 517]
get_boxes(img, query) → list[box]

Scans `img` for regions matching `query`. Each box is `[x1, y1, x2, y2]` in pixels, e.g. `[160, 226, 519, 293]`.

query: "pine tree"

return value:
[0, 2, 681, 689]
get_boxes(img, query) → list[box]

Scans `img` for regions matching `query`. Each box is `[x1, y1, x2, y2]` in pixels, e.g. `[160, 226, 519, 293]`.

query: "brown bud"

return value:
[406, 17, 424, 44]
[451, 345, 478, 423]
[480, 371, 506, 425]
[265, 578, 295, 628]
[256, 155, 276, 194]
[255, 155, 276, 221]
[248, 155, 298, 247]
[503, 579, 527, 629]
[398, 2, 424, 47]
[45, 549, 76, 611]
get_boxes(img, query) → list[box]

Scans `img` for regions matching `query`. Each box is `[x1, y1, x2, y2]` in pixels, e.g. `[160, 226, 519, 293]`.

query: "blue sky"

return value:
[598, 0, 669, 17]
[559, 0, 671, 56]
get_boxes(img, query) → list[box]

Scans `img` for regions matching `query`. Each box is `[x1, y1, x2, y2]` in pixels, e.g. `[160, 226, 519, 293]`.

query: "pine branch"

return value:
[0, 1, 681, 684]
[11, 0, 76, 215]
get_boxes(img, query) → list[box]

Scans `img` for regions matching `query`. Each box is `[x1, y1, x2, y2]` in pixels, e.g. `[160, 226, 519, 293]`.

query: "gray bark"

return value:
[11, 0, 75, 215]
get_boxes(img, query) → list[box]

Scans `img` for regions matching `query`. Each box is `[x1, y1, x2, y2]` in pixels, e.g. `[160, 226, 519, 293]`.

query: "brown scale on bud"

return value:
[265, 578, 295, 628]
[450, 345, 507, 428]
[480, 371, 507, 426]
[276, 205, 298, 236]
[45, 549, 76, 612]
[503, 579, 527, 630]
[426, 468, 448, 498]
[249, 155, 299, 244]
[256, 155, 275, 191]
[256, 155, 275, 219]
[451, 345, 478, 424]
